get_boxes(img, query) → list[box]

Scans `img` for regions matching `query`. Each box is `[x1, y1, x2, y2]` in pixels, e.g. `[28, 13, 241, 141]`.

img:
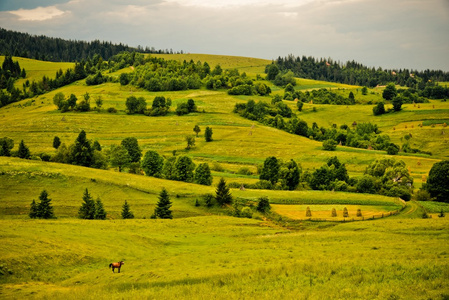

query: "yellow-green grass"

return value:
[0, 55, 447, 190]
[0, 157, 401, 220]
[0, 81, 444, 189]
[0, 56, 75, 88]
[1, 216, 448, 299]
[271, 204, 400, 221]
[150, 53, 271, 77]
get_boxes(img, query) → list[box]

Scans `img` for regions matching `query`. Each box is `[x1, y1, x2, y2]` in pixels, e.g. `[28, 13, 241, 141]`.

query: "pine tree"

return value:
[94, 198, 107, 220]
[29, 199, 38, 218]
[121, 200, 134, 219]
[78, 188, 96, 219]
[215, 178, 232, 206]
[154, 188, 173, 219]
[70, 130, 93, 167]
[17, 140, 30, 159]
[37, 190, 54, 219]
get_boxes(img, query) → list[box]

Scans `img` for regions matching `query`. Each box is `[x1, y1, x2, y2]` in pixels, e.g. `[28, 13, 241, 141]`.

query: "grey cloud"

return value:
[0, 0, 447, 71]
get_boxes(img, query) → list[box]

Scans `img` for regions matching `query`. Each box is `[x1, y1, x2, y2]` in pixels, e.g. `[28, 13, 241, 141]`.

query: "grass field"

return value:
[1, 54, 449, 299]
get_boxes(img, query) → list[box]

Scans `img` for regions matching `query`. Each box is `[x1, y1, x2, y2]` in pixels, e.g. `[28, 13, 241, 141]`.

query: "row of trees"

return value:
[29, 187, 173, 219]
[234, 99, 399, 153]
[267, 55, 449, 89]
[0, 27, 180, 62]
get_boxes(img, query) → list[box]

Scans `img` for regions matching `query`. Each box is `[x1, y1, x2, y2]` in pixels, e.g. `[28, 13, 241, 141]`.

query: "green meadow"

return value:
[1, 54, 449, 299]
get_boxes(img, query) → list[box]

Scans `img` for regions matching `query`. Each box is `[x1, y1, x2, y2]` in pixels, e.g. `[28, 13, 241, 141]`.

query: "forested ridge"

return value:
[268, 54, 449, 89]
[0, 27, 182, 62]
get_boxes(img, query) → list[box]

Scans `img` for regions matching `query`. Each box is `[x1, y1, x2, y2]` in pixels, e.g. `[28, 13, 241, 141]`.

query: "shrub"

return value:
[323, 139, 337, 151]
[256, 196, 271, 213]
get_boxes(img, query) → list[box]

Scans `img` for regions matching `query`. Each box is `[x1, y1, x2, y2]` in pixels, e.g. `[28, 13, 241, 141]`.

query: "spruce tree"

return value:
[70, 130, 93, 167]
[94, 198, 107, 220]
[215, 178, 232, 206]
[78, 188, 95, 219]
[29, 199, 38, 218]
[17, 140, 30, 159]
[37, 190, 54, 219]
[154, 188, 173, 219]
[121, 200, 134, 219]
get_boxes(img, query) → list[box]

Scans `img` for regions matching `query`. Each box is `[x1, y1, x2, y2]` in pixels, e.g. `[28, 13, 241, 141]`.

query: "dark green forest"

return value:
[0, 27, 181, 62]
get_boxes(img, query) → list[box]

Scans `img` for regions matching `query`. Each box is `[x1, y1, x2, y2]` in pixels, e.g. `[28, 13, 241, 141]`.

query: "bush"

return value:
[107, 107, 117, 113]
[256, 196, 271, 213]
[323, 139, 337, 151]
[415, 189, 432, 201]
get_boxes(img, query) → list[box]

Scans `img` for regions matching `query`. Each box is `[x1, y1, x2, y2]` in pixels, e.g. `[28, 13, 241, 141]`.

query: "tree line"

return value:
[234, 99, 400, 153]
[0, 27, 183, 62]
[267, 54, 449, 90]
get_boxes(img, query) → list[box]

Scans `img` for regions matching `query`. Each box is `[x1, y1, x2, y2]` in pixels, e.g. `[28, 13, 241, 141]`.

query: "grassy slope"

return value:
[0, 56, 75, 88]
[1, 216, 448, 299]
[1, 55, 449, 298]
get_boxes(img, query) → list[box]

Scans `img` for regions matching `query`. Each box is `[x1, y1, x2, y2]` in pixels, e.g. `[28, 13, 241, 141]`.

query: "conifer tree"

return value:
[215, 178, 232, 206]
[78, 188, 95, 219]
[17, 140, 30, 159]
[29, 199, 38, 218]
[37, 190, 54, 219]
[94, 197, 107, 220]
[121, 200, 134, 219]
[153, 188, 173, 219]
[205, 126, 213, 142]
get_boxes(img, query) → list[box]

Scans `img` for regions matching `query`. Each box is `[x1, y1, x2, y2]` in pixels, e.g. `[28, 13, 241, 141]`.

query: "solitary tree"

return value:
[392, 95, 403, 111]
[0, 137, 14, 156]
[37, 190, 54, 219]
[194, 163, 213, 186]
[185, 135, 195, 150]
[121, 200, 134, 219]
[17, 140, 30, 159]
[53, 136, 61, 149]
[153, 188, 173, 219]
[94, 198, 107, 220]
[141, 150, 164, 177]
[215, 178, 232, 206]
[205, 127, 213, 142]
[193, 125, 201, 137]
[373, 102, 386, 116]
[78, 188, 96, 219]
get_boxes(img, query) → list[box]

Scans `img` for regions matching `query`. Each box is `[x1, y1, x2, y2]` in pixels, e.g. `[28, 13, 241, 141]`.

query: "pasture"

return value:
[1, 54, 449, 299]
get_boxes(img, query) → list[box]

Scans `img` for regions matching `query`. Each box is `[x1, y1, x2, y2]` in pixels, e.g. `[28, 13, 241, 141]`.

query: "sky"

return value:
[0, 0, 448, 71]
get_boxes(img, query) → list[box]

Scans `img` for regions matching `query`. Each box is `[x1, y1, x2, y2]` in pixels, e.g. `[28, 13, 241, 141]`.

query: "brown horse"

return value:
[109, 261, 124, 273]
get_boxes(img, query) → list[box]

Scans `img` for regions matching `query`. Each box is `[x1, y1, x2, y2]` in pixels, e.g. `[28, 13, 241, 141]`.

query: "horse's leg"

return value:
[118, 267, 120, 273]
[112, 267, 115, 273]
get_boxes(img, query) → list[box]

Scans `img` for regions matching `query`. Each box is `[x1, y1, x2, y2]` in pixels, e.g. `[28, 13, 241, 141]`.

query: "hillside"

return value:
[1, 53, 449, 299]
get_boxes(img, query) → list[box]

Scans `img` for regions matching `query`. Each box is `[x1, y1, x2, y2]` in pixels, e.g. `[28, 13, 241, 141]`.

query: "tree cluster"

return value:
[234, 100, 398, 153]
[141, 151, 213, 185]
[289, 88, 355, 105]
[78, 188, 107, 220]
[29, 190, 54, 219]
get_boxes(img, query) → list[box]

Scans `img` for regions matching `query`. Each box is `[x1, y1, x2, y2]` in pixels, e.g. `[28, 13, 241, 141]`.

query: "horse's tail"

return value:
[109, 263, 112, 268]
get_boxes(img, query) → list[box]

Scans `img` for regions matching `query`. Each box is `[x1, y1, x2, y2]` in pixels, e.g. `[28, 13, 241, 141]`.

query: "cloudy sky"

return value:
[0, 0, 448, 71]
